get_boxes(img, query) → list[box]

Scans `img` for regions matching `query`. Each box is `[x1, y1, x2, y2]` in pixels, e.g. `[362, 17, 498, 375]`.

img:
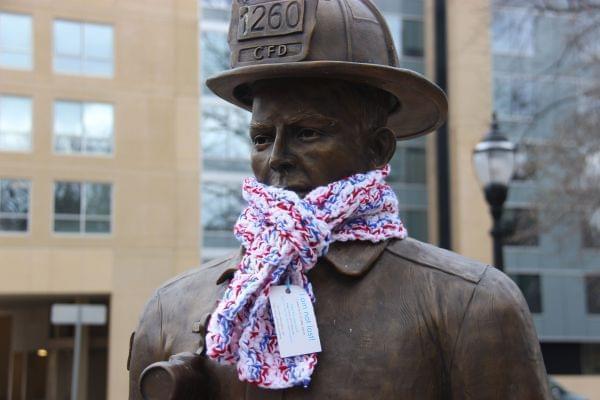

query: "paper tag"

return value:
[269, 285, 322, 358]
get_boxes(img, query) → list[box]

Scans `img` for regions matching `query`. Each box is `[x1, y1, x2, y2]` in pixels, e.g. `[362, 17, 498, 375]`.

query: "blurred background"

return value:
[0, 0, 598, 398]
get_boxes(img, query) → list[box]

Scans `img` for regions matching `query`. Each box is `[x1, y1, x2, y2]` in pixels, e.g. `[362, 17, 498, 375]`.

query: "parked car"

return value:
[549, 377, 588, 400]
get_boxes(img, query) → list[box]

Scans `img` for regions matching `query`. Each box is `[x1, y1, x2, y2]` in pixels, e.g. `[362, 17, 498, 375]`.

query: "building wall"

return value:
[0, 0, 199, 398]
[444, 0, 494, 263]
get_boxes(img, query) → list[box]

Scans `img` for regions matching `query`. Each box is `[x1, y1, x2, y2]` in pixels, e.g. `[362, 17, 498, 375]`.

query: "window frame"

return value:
[0, 11, 33, 70]
[52, 19, 114, 78]
[52, 99, 115, 157]
[52, 180, 114, 236]
[0, 178, 32, 235]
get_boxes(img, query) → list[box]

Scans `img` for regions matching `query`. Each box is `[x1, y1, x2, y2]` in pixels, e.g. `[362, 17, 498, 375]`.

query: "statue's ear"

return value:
[368, 127, 396, 169]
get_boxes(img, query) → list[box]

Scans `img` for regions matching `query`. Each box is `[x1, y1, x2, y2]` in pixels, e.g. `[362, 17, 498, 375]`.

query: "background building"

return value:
[0, 0, 199, 398]
[442, 0, 600, 396]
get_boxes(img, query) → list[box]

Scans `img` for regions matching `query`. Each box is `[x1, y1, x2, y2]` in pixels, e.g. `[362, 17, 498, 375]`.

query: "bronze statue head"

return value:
[249, 77, 397, 196]
[206, 0, 448, 193]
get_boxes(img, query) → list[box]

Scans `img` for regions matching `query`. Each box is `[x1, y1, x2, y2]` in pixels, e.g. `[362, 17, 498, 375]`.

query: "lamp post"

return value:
[473, 114, 516, 271]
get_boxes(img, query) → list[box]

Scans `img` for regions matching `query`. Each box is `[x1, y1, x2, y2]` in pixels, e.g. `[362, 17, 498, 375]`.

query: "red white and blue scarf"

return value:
[205, 165, 407, 389]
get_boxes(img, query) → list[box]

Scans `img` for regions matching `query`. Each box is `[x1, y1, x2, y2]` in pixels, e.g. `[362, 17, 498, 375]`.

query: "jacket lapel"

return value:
[215, 240, 390, 284]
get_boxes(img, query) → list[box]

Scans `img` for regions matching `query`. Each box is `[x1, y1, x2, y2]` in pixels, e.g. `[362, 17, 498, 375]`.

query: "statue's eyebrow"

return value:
[249, 121, 273, 132]
[250, 113, 338, 131]
[287, 113, 338, 127]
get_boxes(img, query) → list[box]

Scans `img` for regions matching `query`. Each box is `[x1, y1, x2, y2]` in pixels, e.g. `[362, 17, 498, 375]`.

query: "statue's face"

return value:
[249, 80, 376, 197]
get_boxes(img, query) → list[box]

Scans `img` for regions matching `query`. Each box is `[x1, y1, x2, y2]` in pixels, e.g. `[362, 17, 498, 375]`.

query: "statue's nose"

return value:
[268, 129, 295, 173]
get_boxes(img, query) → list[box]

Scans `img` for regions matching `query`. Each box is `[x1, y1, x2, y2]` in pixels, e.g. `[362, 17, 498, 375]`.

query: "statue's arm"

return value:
[450, 267, 552, 399]
[128, 292, 164, 400]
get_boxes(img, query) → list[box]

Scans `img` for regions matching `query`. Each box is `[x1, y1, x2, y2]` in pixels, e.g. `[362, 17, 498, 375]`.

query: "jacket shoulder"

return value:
[156, 251, 239, 298]
[385, 237, 489, 284]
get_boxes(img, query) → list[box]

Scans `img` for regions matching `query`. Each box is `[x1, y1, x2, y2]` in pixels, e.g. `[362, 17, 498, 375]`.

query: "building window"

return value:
[389, 146, 427, 184]
[512, 143, 537, 181]
[202, 180, 244, 247]
[201, 0, 233, 23]
[0, 12, 32, 70]
[494, 77, 535, 119]
[0, 95, 32, 152]
[582, 216, 600, 249]
[510, 274, 542, 313]
[402, 209, 428, 242]
[53, 20, 113, 77]
[492, 8, 535, 56]
[54, 181, 112, 234]
[503, 208, 539, 246]
[585, 275, 600, 314]
[202, 99, 250, 161]
[0, 179, 30, 232]
[402, 19, 423, 57]
[53, 101, 113, 155]
[200, 29, 229, 93]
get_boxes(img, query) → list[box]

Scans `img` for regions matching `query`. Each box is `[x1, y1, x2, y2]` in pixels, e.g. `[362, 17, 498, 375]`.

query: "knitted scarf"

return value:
[205, 165, 407, 389]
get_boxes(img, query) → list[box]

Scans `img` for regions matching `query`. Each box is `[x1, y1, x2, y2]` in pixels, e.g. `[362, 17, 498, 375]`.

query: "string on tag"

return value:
[285, 276, 291, 294]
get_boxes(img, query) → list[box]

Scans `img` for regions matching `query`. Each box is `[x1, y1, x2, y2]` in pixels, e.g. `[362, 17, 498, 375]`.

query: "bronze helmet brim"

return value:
[206, 60, 448, 140]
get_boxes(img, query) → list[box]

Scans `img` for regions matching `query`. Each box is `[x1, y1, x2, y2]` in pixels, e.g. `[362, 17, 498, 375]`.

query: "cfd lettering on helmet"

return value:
[252, 44, 289, 60]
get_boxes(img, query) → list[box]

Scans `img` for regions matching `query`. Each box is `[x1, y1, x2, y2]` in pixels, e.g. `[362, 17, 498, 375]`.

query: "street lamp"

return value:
[473, 114, 516, 271]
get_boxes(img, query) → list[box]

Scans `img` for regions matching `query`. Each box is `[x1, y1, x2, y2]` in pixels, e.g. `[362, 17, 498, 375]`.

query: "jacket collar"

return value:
[215, 240, 389, 285]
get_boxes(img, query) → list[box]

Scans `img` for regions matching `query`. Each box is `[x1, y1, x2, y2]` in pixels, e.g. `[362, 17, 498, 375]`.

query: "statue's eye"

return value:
[297, 129, 321, 141]
[252, 135, 272, 146]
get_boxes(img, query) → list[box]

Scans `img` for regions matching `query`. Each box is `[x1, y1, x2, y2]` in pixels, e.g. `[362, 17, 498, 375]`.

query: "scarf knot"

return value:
[206, 166, 407, 388]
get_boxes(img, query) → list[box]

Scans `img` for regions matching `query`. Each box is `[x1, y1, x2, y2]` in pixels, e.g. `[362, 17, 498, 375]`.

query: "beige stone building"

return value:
[0, 0, 199, 398]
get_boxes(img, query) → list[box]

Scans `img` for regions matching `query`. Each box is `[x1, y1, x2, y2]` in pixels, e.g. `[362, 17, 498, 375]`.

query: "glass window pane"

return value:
[0, 179, 29, 214]
[510, 274, 542, 313]
[84, 220, 110, 233]
[0, 217, 27, 232]
[200, 31, 230, 88]
[492, 8, 534, 56]
[0, 52, 30, 69]
[54, 218, 80, 233]
[0, 13, 32, 69]
[503, 208, 539, 246]
[54, 20, 82, 57]
[54, 182, 81, 214]
[54, 56, 81, 75]
[403, 210, 428, 242]
[83, 103, 113, 139]
[83, 24, 113, 59]
[84, 183, 111, 216]
[582, 215, 600, 249]
[202, 104, 250, 160]
[0, 96, 32, 151]
[585, 275, 600, 314]
[54, 101, 83, 136]
[202, 182, 244, 231]
[406, 147, 426, 184]
[402, 20, 423, 57]
[0, 13, 31, 50]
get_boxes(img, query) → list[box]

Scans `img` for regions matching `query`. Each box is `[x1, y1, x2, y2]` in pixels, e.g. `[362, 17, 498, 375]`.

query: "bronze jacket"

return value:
[128, 238, 552, 399]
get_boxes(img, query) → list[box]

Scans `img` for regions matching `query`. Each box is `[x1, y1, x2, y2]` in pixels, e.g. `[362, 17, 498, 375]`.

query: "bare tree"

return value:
[493, 0, 600, 243]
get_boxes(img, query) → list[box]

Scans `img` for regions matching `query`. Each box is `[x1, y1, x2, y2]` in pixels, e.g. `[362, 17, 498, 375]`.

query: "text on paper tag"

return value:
[269, 285, 322, 358]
